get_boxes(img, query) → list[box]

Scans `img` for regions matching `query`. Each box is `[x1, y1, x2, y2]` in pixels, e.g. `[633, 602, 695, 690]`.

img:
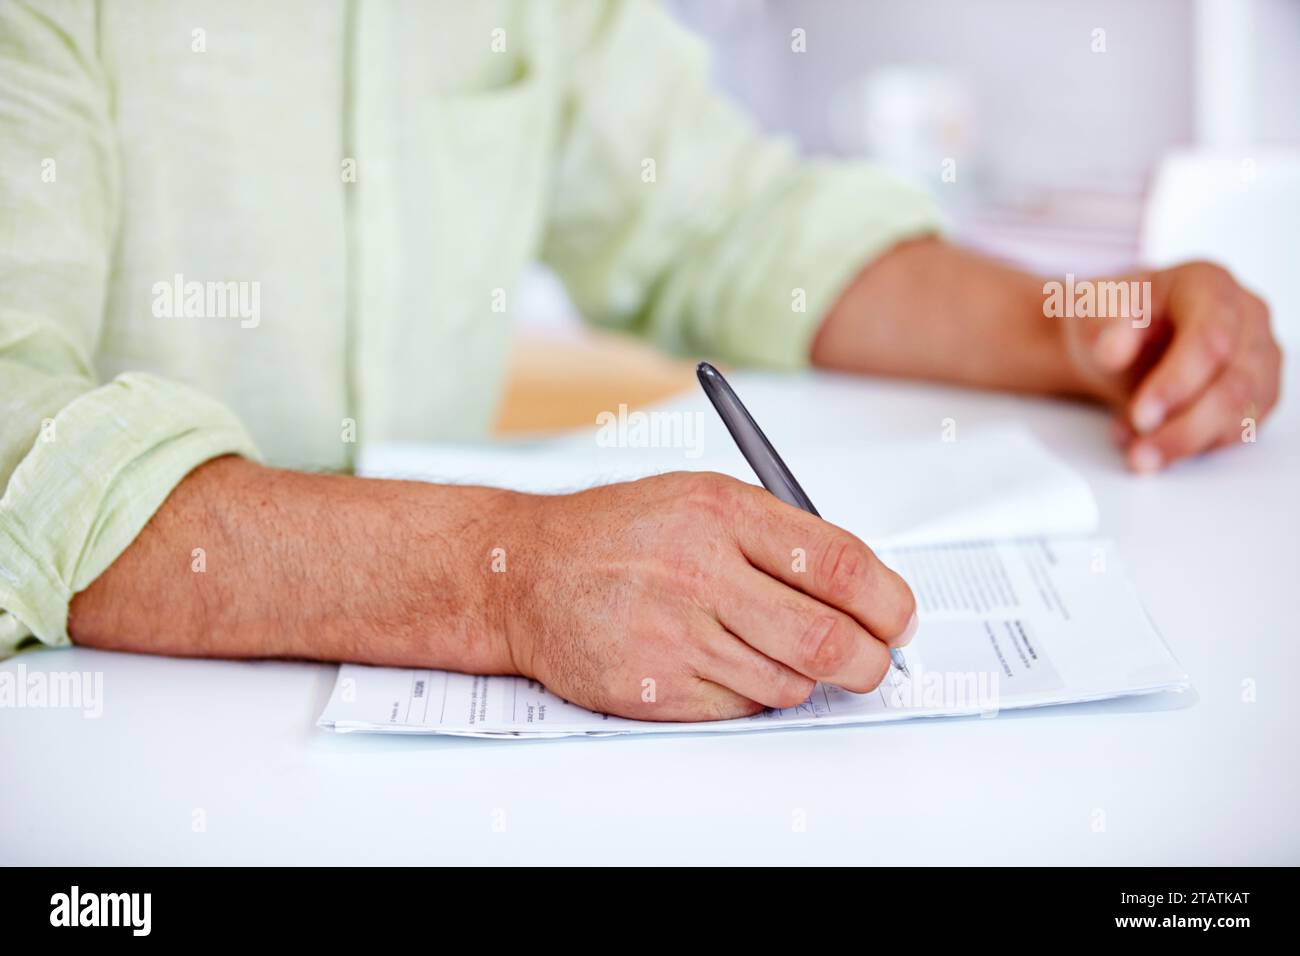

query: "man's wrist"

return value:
[813, 237, 1098, 398]
[460, 485, 538, 678]
[1014, 280, 1096, 398]
[355, 480, 534, 677]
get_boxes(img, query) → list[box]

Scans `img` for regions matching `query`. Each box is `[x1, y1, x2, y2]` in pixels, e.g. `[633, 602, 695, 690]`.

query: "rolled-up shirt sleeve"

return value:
[540, 0, 945, 369]
[0, 0, 258, 655]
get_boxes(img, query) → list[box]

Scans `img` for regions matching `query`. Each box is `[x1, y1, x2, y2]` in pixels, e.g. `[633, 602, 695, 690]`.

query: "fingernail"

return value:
[1132, 397, 1166, 433]
[898, 611, 919, 646]
[1110, 419, 1134, 447]
[1129, 443, 1162, 474]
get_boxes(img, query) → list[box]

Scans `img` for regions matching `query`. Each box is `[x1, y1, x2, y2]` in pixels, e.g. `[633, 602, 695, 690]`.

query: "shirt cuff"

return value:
[0, 372, 260, 656]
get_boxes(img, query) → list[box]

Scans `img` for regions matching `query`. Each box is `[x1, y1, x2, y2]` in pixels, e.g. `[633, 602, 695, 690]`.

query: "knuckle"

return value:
[1184, 260, 1233, 288]
[666, 474, 737, 536]
[1201, 315, 1237, 360]
[816, 534, 870, 604]
[666, 552, 710, 592]
[797, 614, 851, 676]
[676, 471, 728, 509]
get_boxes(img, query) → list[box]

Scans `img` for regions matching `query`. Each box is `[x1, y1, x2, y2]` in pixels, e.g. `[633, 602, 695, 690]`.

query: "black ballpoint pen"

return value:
[695, 361, 911, 678]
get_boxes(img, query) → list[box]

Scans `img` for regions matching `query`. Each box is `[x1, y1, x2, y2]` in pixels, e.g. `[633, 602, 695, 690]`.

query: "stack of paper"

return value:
[356, 423, 1099, 548]
[319, 424, 1188, 738]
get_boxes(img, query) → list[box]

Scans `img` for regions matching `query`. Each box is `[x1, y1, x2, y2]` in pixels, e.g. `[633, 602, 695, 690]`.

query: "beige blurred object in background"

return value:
[494, 331, 697, 435]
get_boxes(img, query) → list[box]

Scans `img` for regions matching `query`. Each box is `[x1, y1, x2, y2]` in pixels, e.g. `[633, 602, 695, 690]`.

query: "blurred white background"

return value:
[523, 0, 1300, 346]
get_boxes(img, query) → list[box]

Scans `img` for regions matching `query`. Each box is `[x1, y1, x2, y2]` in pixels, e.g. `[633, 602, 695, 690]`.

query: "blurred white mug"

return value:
[829, 65, 975, 197]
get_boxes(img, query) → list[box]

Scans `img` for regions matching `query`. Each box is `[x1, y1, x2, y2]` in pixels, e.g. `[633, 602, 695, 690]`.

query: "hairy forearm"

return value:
[813, 237, 1091, 397]
[68, 456, 522, 673]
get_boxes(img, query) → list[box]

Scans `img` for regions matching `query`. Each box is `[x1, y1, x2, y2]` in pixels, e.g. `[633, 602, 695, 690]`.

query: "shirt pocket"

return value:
[363, 60, 555, 441]
[423, 60, 553, 305]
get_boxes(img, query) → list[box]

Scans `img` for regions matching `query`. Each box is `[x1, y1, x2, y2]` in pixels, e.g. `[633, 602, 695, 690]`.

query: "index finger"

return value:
[730, 485, 917, 646]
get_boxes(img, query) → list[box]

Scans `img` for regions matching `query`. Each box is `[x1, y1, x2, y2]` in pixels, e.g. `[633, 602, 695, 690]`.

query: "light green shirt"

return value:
[0, 0, 940, 655]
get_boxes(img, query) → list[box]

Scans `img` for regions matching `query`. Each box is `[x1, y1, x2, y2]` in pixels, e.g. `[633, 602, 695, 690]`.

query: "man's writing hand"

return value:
[501, 472, 916, 721]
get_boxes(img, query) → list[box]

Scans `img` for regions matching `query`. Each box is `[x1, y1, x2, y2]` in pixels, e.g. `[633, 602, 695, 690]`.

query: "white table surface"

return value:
[4, 360, 1298, 865]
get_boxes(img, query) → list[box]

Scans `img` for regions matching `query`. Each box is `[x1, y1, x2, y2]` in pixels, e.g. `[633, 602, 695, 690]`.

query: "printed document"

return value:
[318, 537, 1188, 738]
